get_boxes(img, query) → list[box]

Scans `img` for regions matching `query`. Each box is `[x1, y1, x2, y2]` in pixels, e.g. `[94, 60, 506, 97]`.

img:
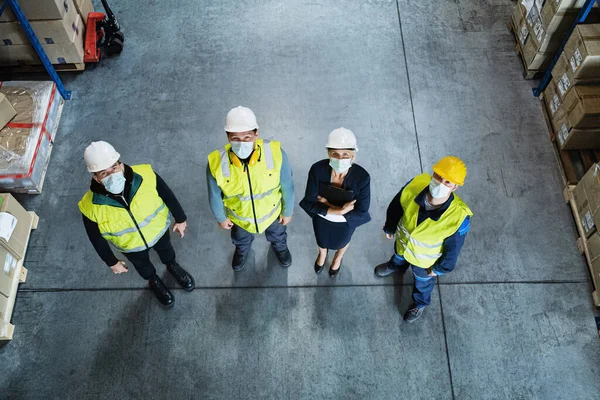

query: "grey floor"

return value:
[1, 0, 600, 399]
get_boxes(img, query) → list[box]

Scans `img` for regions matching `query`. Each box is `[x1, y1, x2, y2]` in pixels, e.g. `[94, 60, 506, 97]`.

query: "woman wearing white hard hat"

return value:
[300, 128, 371, 276]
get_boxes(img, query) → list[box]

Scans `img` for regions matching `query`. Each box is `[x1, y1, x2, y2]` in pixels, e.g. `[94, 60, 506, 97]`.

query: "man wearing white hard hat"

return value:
[207, 106, 294, 271]
[79, 141, 194, 307]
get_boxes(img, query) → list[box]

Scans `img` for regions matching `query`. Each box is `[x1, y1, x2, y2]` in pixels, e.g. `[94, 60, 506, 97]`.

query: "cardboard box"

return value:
[523, 34, 554, 70]
[0, 15, 85, 65]
[579, 164, 600, 213]
[0, 0, 80, 47]
[549, 0, 599, 14]
[543, 81, 566, 130]
[555, 114, 600, 149]
[564, 24, 600, 80]
[74, 0, 94, 21]
[553, 54, 574, 98]
[0, 194, 31, 260]
[0, 9, 16, 23]
[586, 232, 600, 289]
[18, 0, 70, 20]
[0, 94, 16, 131]
[563, 85, 600, 128]
[0, 245, 18, 298]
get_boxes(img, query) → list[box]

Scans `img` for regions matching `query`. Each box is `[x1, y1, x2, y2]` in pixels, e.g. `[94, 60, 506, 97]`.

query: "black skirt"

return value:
[312, 216, 356, 250]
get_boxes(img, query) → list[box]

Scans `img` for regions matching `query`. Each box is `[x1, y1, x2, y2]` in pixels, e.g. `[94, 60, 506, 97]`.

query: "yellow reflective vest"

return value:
[208, 139, 283, 234]
[78, 164, 171, 253]
[395, 173, 473, 269]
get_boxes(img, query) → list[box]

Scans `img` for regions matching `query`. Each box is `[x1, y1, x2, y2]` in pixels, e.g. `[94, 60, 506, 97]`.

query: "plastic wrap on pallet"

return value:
[0, 82, 63, 192]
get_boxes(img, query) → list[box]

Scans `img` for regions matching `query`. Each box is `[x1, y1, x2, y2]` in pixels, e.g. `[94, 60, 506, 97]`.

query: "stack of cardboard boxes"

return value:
[572, 164, 600, 304]
[543, 24, 600, 150]
[0, 0, 93, 66]
[0, 193, 36, 340]
[512, 0, 598, 73]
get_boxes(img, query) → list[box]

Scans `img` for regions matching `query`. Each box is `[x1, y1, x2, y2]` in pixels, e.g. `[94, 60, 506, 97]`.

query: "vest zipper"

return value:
[119, 194, 149, 250]
[244, 164, 260, 233]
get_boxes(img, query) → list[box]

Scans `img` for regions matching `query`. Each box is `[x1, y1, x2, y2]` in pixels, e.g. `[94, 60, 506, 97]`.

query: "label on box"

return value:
[0, 212, 17, 242]
[558, 123, 569, 145]
[519, 24, 529, 45]
[550, 94, 561, 115]
[558, 73, 571, 96]
[535, 0, 544, 9]
[3, 252, 15, 274]
[570, 48, 583, 73]
[583, 211, 595, 233]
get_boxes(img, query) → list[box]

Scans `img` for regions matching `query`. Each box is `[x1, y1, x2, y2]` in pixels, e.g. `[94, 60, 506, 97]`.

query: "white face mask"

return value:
[329, 158, 353, 173]
[101, 171, 126, 194]
[230, 141, 255, 159]
[429, 177, 452, 199]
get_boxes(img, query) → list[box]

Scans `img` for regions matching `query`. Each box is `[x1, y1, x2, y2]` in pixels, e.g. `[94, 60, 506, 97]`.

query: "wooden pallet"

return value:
[507, 20, 544, 80]
[563, 186, 600, 308]
[0, 211, 39, 341]
[538, 94, 600, 186]
[0, 62, 84, 74]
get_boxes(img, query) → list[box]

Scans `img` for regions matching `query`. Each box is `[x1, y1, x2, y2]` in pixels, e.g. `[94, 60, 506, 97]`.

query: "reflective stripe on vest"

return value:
[110, 217, 170, 253]
[396, 225, 444, 249]
[227, 199, 281, 224]
[102, 203, 167, 238]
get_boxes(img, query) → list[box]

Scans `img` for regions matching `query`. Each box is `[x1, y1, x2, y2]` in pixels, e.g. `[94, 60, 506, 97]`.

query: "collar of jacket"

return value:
[414, 186, 454, 222]
[89, 164, 143, 207]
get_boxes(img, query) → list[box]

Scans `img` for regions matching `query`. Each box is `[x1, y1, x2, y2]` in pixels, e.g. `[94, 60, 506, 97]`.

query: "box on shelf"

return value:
[573, 166, 600, 237]
[549, 0, 599, 14]
[0, 15, 85, 65]
[0, 0, 81, 47]
[543, 81, 566, 129]
[586, 233, 600, 289]
[553, 54, 575, 98]
[75, 0, 94, 22]
[555, 114, 600, 150]
[18, 0, 70, 20]
[541, 3, 578, 37]
[0, 94, 16, 131]
[0, 82, 64, 194]
[523, 33, 554, 70]
[564, 24, 600, 80]
[562, 85, 600, 129]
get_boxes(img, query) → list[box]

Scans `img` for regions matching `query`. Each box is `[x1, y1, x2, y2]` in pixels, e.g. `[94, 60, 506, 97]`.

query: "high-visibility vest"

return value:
[208, 139, 283, 234]
[395, 173, 473, 268]
[79, 164, 171, 253]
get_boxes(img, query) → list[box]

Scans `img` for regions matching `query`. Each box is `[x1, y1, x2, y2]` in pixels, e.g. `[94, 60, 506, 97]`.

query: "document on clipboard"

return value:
[318, 182, 355, 207]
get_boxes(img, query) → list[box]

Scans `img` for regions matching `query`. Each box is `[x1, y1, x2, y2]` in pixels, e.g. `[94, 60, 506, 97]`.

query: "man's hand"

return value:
[385, 233, 394, 240]
[427, 268, 437, 277]
[219, 218, 234, 230]
[172, 221, 187, 238]
[339, 200, 357, 215]
[110, 261, 128, 274]
[279, 215, 292, 226]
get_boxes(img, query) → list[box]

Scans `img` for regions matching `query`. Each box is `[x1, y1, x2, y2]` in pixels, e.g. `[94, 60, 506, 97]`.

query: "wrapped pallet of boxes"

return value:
[0, 0, 84, 66]
[0, 81, 64, 194]
[553, 24, 600, 99]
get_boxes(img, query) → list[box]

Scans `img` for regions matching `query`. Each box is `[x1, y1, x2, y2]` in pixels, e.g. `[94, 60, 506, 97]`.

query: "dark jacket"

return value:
[383, 179, 471, 275]
[82, 164, 186, 267]
[299, 159, 371, 229]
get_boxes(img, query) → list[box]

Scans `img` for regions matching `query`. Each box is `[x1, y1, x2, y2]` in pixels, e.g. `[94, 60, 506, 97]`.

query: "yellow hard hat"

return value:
[432, 156, 467, 186]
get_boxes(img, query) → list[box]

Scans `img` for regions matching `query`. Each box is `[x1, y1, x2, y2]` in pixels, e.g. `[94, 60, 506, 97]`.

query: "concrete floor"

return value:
[1, 0, 600, 398]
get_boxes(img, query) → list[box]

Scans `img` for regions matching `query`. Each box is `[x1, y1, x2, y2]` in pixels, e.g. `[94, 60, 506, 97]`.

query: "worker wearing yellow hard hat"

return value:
[374, 156, 473, 322]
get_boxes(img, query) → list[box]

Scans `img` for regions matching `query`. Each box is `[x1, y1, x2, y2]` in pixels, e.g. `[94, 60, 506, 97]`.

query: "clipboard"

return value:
[318, 182, 355, 207]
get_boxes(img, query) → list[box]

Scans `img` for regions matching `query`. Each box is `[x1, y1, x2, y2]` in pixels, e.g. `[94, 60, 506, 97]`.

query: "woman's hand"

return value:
[316, 196, 328, 204]
[339, 200, 356, 215]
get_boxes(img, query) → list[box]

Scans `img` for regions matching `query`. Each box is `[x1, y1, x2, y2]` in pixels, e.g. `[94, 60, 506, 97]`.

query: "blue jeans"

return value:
[231, 219, 288, 256]
[387, 253, 436, 308]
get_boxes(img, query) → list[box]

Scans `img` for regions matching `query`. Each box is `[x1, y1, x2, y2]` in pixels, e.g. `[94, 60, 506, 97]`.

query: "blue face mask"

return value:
[329, 158, 353, 173]
[230, 141, 255, 159]
[101, 171, 126, 194]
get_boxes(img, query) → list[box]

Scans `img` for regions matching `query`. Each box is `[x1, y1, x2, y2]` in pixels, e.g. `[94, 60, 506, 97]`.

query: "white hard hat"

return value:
[84, 141, 121, 173]
[225, 106, 259, 133]
[326, 128, 358, 151]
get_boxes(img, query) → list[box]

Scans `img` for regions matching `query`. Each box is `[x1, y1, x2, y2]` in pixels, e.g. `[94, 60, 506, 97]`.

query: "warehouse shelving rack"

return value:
[533, 0, 600, 97]
[0, 0, 72, 100]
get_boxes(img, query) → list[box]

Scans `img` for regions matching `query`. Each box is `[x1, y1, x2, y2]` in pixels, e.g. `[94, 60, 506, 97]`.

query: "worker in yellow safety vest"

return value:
[374, 156, 473, 322]
[79, 141, 194, 307]
[207, 106, 294, 271]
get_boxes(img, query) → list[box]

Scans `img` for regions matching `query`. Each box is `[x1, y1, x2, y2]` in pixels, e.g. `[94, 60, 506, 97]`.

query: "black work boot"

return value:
[404, 305, 424, 323]
[374, 262, 401, 277]
[167, 262, 195, 292]
[275, 248, 292, 268]
[232, 249, 248, 271]
[149, 275, 174, 307]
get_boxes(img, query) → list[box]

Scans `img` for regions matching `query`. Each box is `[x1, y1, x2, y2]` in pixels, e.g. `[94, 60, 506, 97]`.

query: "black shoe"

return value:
[232, 250, 248, 271]
[329, 264, 341, 277]
[374, 263, 400, 278]
[404, 305, 424, 322]
[275, 248, 292, 268]
[314, 260, 325, 274]
[149, 275, 174, 307]
[167, 262, 195, 292]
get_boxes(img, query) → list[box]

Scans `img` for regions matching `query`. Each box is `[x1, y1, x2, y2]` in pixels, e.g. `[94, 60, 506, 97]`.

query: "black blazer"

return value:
[300, 159, 371, 229]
